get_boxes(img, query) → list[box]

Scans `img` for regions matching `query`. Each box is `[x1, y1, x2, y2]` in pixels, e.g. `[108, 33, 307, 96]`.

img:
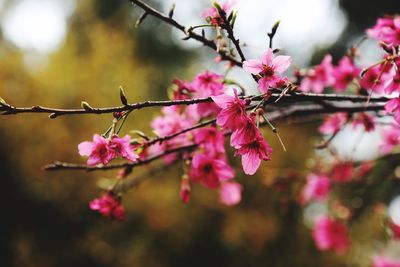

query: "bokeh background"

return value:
[0, 0, 399, 266]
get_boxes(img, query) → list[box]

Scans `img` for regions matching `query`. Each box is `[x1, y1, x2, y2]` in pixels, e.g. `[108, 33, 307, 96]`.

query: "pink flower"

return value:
[235, 135, 273, 175]
[109, 135, 139, 162]
[319, 112, 348, 135]
[192, 71, 225, 97]
[219, 181, 242, 206]
[78, 134, 113, 166]
[333, 56, 360, 91]
[385, 96, 400, 124]
[230, 114, 259, 148]
[380, 125, 400, 154]
[301, 55, 334, 93]
[367, 16, 400, 47]
[189, 153, 235, 189]
[212, 90, 248, 130]
[202, 0, 237, 27]
[352, 112, 376, 132]
[385, 71, 400, 94]
[194, 127, 225, 157]
[171, 78, 194, 100]
[312, 215, 350, 253]
[301, 173, 331, 203]
[331, 162, 353, 183]
[373, 255, 400, 267]
[243, 48, 291, 93]
[180, 177, 191, 204]
[89, 193, 125, 221]
[360, 65, 391, 94]
[191, 71, 225, 117]
[391, 221, 400, 240]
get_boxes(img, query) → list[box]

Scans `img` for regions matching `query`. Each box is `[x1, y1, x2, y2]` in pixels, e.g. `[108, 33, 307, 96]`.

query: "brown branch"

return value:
[129, 0, 242, 67]
[0, 93, 389, 118]
[43, 102, 385, 172]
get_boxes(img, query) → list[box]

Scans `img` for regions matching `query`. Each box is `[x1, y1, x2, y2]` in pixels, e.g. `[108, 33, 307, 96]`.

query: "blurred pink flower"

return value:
[243, 48, 291, 93]
[333, 56, 360, 91]
[331, 162, 354, 183]
[319, 112, 348, 135]
[202, 0, 237, 27]
[385, 96, 400, 124]
[219, 182, 242, 206]
[367, 16, 400, 47]
[301, 55, 334, 93]
[380, 125, 400, 154]
[352, 112, 376, 132]
[312, 215, 350, 253]
[301, 173, 331, 203]
[180, 177, 191, 204]
[194, 127, 226, 157]
[189, 153, 235, 189]
[373, 255, 400, 267]
[89, 193, 125, 221]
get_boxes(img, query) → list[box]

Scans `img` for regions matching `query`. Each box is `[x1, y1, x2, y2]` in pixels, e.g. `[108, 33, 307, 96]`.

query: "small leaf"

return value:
[119, 86, 128, 105]
[81, 101, 93, 111]
[0, 97, 6, 105]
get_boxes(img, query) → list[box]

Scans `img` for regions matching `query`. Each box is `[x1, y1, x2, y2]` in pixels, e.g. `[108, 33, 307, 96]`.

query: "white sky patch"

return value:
[1, 0, 75, 54]
[389, 196, 400, 225]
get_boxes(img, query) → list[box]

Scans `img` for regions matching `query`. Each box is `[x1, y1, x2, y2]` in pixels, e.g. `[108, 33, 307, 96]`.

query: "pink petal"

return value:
[78, 141, 94, 156]
[243, 59, 263, 75]
[261, 49, 274, 66]
[273, 55, 291, 73]
[241, 151, 261, 175]
[211, 94, 234, 109]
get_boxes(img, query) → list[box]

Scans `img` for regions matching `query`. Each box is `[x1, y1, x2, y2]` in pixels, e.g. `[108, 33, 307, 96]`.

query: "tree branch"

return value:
[129, 0, 242, 67]
[0, 93, 389, 118]
[43, 102, 385, 172]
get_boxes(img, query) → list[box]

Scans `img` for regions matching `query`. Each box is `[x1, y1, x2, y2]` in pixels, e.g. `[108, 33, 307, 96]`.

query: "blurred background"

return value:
[0, 0, 399, 266]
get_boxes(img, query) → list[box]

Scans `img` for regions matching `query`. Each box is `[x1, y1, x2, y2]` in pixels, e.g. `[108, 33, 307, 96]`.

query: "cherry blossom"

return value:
[89, 193, 125, 221]
[373, 255, 400, 267]
[301, 55, 334, 93]
[219, 181, 242, 206]
[367, 16, 400, 47]
[212, 90, 248, 130]
[332, 56, 360, 91]
[301, 173, 331, 203]
[243, 48, 291, 93]
[312, 215, 350, 253]
[319, 113, 348, 135]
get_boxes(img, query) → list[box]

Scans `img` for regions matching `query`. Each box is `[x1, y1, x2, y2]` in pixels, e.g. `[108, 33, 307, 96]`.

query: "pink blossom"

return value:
[331, 162, 353, 183]
[180, 177, 191, 204]
[109, 135, 139, 162]
[312, 215, 350, 253]
[189, 153, 235, 189]
[202, 0, 237, 27]
[243, 48, 291, 93]
[301, 173, 331, 203]
[78, 134, 113, 166]
[367, 16, 400, 47]
[191, 71, 225, 117]
[194, 127, 226, 157]
[230, 114, 259, 148]
[212, 90, 248, 130]
[192, 71, 225, 97]
[385, 96, 400, 124]
[319, 113, 348, 135]
[301, 55, 334, 93]
[380, 125, 400, 154]
[373, 255, 400, 267]
[391, 221, 400, 240]
[89, 193, 125, 221]
[352, 112, 376, 132]
[385, 71, 400, 94]
[235, 135, 273, 175]
[333, 56, 360, 91]
[171, 78, 194, 100]
[219, 181, 242, 206]
[360, 65, 391, 94]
